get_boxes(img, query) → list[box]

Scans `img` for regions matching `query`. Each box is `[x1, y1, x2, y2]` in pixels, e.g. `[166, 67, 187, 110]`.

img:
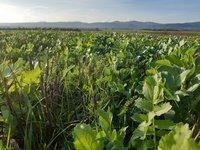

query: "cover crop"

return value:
[0, 30, 200, 149]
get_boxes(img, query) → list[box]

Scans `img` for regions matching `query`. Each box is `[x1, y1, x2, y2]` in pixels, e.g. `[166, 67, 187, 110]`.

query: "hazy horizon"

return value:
[0, 0, 200, 23]
[1, 20, 200, 24]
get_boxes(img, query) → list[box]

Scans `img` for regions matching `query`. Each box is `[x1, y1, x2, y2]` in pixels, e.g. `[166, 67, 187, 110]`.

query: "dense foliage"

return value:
[0, 30, 200, 149]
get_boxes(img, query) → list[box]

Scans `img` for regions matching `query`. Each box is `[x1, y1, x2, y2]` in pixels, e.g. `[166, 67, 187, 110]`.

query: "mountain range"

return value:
[1, 21, 200, 30]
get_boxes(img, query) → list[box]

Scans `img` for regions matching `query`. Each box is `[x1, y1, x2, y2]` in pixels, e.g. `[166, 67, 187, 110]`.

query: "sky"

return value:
[0, 0, 199, 23]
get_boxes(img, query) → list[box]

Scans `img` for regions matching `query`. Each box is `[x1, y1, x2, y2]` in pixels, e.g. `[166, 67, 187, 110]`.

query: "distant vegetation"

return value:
[0, 30, 200, 149]
[0, 21, 200, 30]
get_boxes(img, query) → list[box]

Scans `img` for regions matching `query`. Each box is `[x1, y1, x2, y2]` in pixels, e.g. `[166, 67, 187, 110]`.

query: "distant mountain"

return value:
[0, 21, 200, 30]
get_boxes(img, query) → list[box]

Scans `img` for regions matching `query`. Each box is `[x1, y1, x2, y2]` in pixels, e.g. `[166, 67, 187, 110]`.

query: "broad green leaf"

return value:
[131, 113, 148, 123]
[185, 48, 197, 57]
[154, 103, 172, 116]
[156, 59, 172, 67]
[166, 54, 183, 67]
[118, 127, 128, 142]
[160, 67, 182, 89]
[154, 120, 175, 130]
[142, 74, 164, 104]
[22, 67, 42, 84]
[147, 112, 155, 122]
[158, 123, 200, 150]
[96, 131, 106, 139]
[142, 76, 156, 101]
[130, 122, 149, 142]
[175, 90, 188, 96]
[187, 84, 200, 92]
[2, 66, 12, 78]
[146, 68, 157, 75]
[179, 39, 185, 47]
[164, 87, 180, 102]
[153, 82, 164, 104]
[135, 98, 153, 112]
[180, 70, 191, 84]
[110, 129, 117, 142]
[73, 124, 103, 150]
[97, 108, 113, 135]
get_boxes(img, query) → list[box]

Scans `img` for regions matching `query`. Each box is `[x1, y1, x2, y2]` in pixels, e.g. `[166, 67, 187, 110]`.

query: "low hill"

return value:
[1, 21, 200, 30]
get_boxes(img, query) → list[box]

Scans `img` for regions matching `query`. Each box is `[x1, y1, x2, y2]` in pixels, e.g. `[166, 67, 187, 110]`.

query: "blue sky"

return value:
[0, 0, 199, 23]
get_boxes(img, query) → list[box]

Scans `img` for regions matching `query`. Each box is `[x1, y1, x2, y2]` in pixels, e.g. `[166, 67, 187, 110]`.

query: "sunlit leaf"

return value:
[158, 123, 200, 150]
[73, 124, 103, 150]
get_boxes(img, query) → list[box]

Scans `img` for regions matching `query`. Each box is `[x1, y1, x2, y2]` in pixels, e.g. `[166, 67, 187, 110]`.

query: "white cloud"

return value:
[0, 1, 126, 23]
[0, 3, 36, 23]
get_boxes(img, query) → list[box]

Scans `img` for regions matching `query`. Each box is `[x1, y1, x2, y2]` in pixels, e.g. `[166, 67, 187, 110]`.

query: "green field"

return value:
[0, 30, 200, 149]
